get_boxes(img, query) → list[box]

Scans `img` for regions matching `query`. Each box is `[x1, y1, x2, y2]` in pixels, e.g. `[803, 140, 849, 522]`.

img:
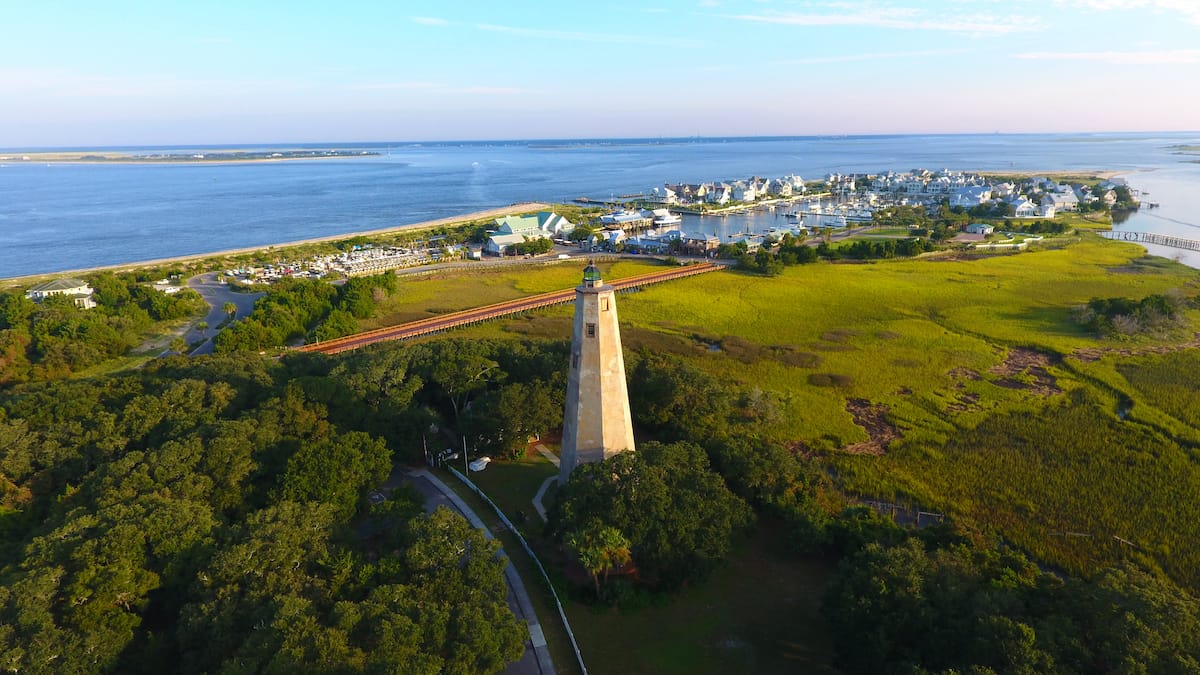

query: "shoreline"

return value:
[0, 167, 1154, 286]
[0, 156, 382, 167]
[0, 149, 384, 165]
[0, 202, 550, 286]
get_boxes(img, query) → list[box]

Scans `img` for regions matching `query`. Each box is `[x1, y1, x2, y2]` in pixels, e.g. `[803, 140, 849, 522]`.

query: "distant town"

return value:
[198, 168, 1141, 286]
[15, 167, 1145, 295]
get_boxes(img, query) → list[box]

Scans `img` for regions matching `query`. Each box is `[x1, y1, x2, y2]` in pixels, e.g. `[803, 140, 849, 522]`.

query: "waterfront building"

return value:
[25, 278, 96, 309]
[559, 262, 636, 484]
[485, 211, 575, 255]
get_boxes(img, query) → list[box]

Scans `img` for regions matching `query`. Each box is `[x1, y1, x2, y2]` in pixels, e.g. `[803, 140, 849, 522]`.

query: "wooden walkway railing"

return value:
[298, 262, 722, 355]
[1099, 230, 1200, 252]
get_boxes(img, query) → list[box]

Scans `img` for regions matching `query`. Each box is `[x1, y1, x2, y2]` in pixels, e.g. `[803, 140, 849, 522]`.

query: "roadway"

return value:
[185, 273, 264, 355]
[388, 468, 555, 675]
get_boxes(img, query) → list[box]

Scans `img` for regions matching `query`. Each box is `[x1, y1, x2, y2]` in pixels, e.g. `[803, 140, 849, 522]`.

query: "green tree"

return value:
[551, 441, 753, 591]
[567, 520, 632, 595]
[422, 341, 503, 426]
[276, 430, 391, 519]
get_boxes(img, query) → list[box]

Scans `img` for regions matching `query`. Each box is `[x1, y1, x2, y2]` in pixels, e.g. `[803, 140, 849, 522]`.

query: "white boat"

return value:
[651, 208, 682, 227]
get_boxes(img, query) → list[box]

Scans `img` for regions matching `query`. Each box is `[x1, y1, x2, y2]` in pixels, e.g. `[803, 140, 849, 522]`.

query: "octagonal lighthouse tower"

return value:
[559, 261, 636, 484]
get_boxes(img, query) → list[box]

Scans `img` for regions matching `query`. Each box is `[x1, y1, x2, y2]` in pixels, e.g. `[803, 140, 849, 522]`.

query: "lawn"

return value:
[566, 522, 836, 675]
[465, 453, 837, 675]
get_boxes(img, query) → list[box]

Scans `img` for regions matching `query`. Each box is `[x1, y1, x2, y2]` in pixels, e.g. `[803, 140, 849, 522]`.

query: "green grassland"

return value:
[430, 235, 1200, 590]
[364, 259, 665, 328]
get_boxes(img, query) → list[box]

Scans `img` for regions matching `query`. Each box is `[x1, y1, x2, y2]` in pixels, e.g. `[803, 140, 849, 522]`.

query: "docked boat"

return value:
[651, 208, 682, 227]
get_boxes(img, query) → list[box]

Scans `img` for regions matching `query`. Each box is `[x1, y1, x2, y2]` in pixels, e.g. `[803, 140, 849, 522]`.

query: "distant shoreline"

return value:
[0, 149, 381, 164]
[0, 202, 550, 286]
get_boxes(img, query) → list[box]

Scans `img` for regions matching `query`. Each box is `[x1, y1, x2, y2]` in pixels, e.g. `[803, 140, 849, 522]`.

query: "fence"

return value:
[448, 467, 588, 675]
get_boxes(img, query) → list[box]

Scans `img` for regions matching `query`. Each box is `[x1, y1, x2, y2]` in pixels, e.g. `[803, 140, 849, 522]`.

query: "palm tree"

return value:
[567, 521, 632, 595]
[223, 301, 237, 320]
[196, 321, 209, 339]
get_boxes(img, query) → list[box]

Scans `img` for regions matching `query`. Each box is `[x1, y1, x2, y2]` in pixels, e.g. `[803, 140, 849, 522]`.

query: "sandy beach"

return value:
[0, 202, 550, 287]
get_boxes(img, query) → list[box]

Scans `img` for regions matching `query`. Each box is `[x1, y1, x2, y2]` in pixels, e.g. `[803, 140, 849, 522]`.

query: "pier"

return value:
[1099, 230, 1200, 252]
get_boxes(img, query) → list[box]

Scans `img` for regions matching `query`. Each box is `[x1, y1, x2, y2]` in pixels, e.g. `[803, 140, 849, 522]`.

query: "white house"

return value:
[966, 223, 994, 235]
[1010, 198, 1039, 218]
[25, 278, 97, 309]
[768, 178, 793, 197]
[992, 182, 1017, 198]
[732, 181, 757, 202]
[1042, 191, 1078, 212]
[707, 183, 732, 205]
[484, 233, 532, 255]
[950, 186, 992, 208]
[651, 185, 678, 205]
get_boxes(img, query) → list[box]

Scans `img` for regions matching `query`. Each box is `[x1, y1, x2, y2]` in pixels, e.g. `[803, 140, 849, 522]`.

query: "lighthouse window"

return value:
[586, 323, 596, 338]
[601, 297, 610, 311]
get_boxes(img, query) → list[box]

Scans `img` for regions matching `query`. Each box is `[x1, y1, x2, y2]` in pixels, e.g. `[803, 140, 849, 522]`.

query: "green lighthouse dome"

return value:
[582, 260, 602, 287]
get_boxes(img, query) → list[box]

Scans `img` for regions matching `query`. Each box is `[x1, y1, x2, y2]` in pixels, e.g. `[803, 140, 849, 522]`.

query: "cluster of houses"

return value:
[819, 169, 1128, 220]
[649, 175, 808, 205]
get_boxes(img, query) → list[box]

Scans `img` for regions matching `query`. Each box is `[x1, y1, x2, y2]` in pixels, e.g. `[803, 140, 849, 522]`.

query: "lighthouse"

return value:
[558, 261, 636, 484]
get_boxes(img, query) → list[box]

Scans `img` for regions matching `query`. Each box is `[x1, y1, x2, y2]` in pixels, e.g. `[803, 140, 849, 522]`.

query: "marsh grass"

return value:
[400, 239, 1200, 589]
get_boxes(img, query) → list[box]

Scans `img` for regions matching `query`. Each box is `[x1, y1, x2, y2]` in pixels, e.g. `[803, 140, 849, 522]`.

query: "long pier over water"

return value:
[1099, 230, 1200, 252]
[299, 262, 722, 355]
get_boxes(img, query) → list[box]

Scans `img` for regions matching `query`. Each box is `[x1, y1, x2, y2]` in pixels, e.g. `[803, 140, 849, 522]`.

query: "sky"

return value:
[2, 0, 1199, 146]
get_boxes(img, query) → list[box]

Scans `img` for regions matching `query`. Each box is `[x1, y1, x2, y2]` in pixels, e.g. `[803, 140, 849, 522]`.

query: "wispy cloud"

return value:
[774, 48, 969, 65]
[475, 23, 702, 47]
[411, 16, 449, 26]
[731, 6, 1044, 34]
[1053, 0, 1200, 24]
[445, 86, 532, 95]
[345, 81, 530, 96]
[1016, 48, 1200, 64]
[345, 82, 440, 91]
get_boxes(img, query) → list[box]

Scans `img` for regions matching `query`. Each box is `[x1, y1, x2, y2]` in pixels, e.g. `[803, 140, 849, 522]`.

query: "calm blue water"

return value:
[2, 133, 1199, 277]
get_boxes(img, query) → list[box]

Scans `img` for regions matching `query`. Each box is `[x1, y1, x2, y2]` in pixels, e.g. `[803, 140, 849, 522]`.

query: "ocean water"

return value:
[1, 133, 1199, 278]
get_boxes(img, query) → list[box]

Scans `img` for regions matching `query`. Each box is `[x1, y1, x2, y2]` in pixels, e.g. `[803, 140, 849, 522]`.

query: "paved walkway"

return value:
[531, 445, 560, 522]
[406, 469, 556, 675]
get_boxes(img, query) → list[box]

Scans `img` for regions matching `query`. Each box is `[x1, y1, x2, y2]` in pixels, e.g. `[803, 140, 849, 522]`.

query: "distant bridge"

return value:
[1099, 230, 1200, 252]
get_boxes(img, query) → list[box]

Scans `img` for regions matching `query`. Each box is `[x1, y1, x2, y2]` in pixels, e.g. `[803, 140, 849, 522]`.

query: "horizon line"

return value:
[4, 130, 1199, 153]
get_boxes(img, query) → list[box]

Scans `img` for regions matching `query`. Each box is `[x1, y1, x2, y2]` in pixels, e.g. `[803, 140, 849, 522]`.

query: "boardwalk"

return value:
[1099, 230, 1200, 252]
[299, 262, 723, 355]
